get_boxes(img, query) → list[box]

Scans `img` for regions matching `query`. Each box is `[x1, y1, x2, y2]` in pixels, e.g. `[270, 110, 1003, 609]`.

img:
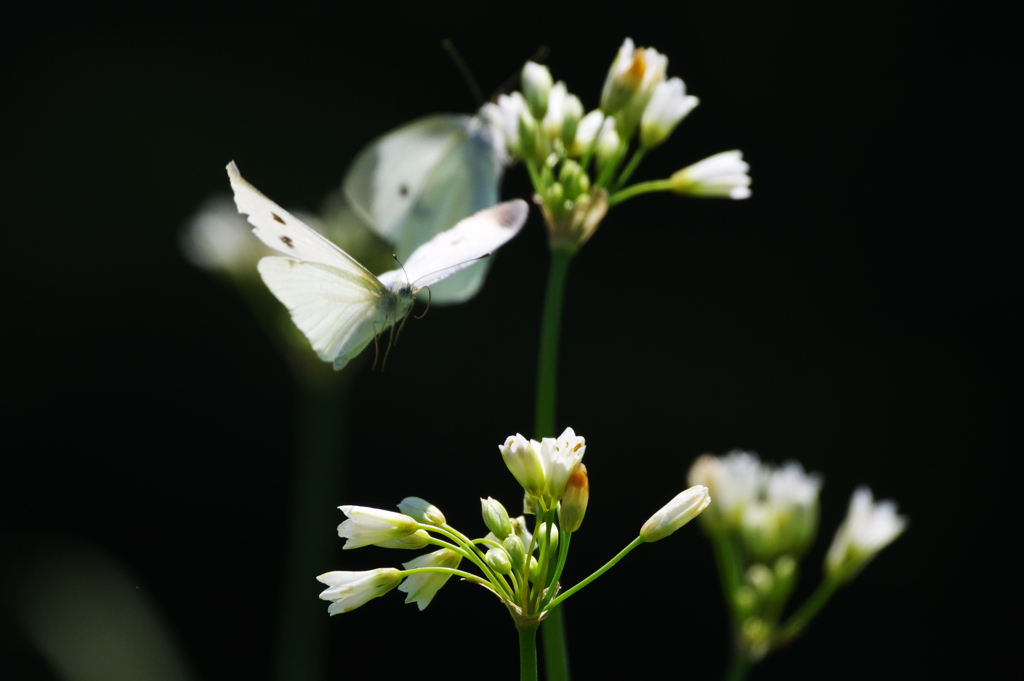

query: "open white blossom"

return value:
[398, 549, 463, 610]
[826, 486, 907, 580]
[317, 569, 402, 615]
[640, 77, 699, 148]
[481, 92, 528, 155]
[337, 505, 419, 550]
[689, 451, 764, 529]
[671, 150, 752, 199]
[499, 429, 586, 505]
[641, 485, 711, 542]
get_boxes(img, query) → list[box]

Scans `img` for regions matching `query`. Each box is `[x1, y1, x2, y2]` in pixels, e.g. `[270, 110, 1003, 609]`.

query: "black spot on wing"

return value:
[272, 213, 286, 224]
[281, 236, 295, 248]
[492, 201, 526, 228]
[398, 184, 409, 197]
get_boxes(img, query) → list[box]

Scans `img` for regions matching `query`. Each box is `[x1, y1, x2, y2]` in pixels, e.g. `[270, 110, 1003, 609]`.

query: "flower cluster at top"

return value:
[317, 428, 711, 626]
[481, 38, 752, 253]
[688, 451, 907, 661]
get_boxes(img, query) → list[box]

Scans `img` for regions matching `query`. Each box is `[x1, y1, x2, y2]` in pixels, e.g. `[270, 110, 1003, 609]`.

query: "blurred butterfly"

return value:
[228, 161, 527, 370]
[343, 108, 508, 306]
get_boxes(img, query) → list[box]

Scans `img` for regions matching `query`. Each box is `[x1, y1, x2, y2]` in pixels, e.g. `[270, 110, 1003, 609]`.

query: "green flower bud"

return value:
[503, 534, 526, 572]
[486, 546, 513, 575]
[397, 497, 446, 526]
[481, 497, 512, 540]
[536, 522, 559, 554]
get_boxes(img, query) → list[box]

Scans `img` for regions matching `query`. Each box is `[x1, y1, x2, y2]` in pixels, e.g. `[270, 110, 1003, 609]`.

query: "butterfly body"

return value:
[228, 162, 527, 370]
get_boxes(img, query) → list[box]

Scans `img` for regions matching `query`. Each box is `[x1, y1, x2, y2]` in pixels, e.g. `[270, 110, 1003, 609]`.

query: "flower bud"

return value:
[601, 38, 646, 115]
[486, 546, 513, 575]
[746, 563, 774, 598]
[522, 61, 553, 119]
[571, 110, 605, 156]
[375, 530, 430, 550]
[503, 534, 526, 571]
[560, 94, 584, 149]
[536, 522, 559, 553]
[640, 485, 711, 542]
[481, 497, 513, 540]
[527, 555, 540, 583]
[397, 497, 446, 526]
[559, 463, 589, 532]
[640, 77, 699, 148]
[594, 119, 621, 172]
[518, 112, 539, 161]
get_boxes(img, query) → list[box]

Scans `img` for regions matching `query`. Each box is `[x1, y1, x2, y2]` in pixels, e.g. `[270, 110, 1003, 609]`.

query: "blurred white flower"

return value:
[671, 150, 752, 199]
[522, 61, 553, 119]
[826, 486, 907, 581]
[398, 549, 463, 610]
[640, 485, 711, 542]
[179, 195, 267, 278]
[689, 450, 764, 529]
[601, 38, 666, 119]
[571, 110, 606, 156]
[337, 505, 419, 550]
[640, 77, 699, 148]
[316, 568, 402, 614]
[482, 92, 528, 156]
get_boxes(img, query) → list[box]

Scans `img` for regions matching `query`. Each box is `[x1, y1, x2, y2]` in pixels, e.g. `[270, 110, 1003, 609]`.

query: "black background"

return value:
[2, 1, 1015, 680]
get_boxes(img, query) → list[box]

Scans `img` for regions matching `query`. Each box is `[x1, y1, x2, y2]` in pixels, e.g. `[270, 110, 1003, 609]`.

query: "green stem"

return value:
[612, 146, 647, 192]
[534, 248, 573, 680]
[273, 383, 349, 681]
[607, 178, 673, 207]
[519, 623, 540, 681]
[711, 534, 745, 620]
[724, 653, 753, 681]
[540, 530, 571, 610]
[545, 537, 645, 610]
[535, 249, 572, 438]
[774, 577, 841, 647]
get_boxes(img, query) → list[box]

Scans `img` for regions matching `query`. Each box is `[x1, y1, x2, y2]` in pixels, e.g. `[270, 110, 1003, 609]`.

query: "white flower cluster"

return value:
[480, 37, 750, 246]
[689, 451, 822, 560]
[498, 427, 587, 509]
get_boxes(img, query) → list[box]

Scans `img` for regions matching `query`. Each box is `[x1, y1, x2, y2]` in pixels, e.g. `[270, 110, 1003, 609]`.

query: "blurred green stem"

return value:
[274, 382, 350, 681]
[724, 653, 753, 681]
[774, 576, 841, 647]
[534, 246, 573, 681]
[712, 533, 745, 620]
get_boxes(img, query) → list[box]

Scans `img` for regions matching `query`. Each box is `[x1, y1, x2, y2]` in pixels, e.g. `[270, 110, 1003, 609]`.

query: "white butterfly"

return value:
[227, 161, 527, 370]
[343, 110, 507, 305]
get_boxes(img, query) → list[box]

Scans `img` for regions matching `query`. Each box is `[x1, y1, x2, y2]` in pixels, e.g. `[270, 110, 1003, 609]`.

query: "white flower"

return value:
[571, 109, 606, 156]
[397, 549, 462, 610]
[543, 81, 568, 139]
[671, 150, 752, 199]
[499, 434, 546, 497]
[689, 451, 764, 529]
[763, 461, 823, 556]
[521, 61, 553, 119]
[482, 92, 528, 156]
[640, 78, 699, 148]
[337, 505, 419, 550]
[594, 119, 622, 171]
[179, 196, 267, 277]
[826, 486, 907, 581]
[601, 38, 666, 118]
[542, 427, 587, 502]
[640, 485, 711, 542]
[316, 568, 402, 615]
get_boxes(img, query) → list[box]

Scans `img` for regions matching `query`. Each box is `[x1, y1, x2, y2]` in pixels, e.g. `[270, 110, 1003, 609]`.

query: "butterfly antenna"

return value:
[442, 39, 485, 106]
[414, 286, 432, 319]
[491, 46, 550, 101]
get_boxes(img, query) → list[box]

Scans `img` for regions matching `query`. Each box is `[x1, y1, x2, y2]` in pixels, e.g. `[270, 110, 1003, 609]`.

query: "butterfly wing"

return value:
[376, 199, 528, 291]
[343, 114, 506, 304]
[228, 161, 382, 280]
[228, 162, 395, 369]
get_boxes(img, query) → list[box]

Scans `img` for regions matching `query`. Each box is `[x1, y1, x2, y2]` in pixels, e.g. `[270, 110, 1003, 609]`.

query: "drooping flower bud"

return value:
[640, 486, 711, 542]
[559, 463, 589, 532]
[398, 549, 463, 611]
[397, 497, 446, 526]
[317, 568, 402, 615]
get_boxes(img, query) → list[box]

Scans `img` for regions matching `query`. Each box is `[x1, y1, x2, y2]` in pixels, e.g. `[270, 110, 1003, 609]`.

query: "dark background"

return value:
[2, 1, 1014, 680]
